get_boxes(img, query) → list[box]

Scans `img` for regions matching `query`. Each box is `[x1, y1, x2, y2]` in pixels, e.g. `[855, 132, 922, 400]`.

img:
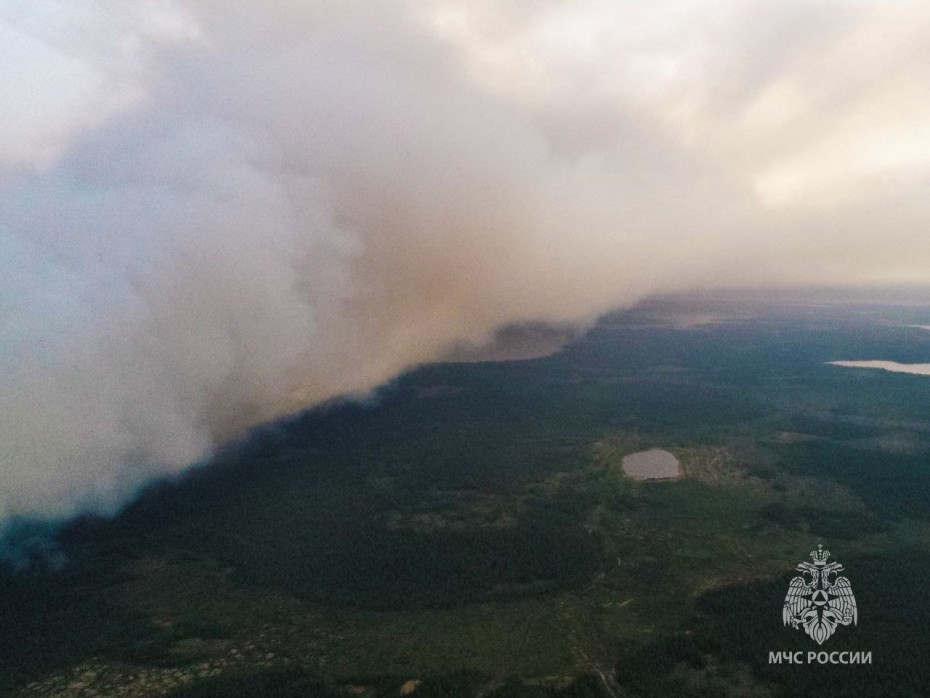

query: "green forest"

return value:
[3, 298, 930, 696]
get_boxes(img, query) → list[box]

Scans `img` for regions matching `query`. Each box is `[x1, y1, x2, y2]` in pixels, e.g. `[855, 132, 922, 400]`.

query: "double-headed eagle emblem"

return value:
[783, 544, 857, 645]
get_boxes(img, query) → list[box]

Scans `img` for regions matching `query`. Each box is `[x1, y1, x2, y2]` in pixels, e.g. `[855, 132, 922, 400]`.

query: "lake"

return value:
[828, 360, 930, 376]
[622, 449, 680, 481]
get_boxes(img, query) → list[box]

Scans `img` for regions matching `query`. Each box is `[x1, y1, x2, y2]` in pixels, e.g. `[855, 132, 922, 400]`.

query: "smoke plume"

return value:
[3, 0, 930, 523]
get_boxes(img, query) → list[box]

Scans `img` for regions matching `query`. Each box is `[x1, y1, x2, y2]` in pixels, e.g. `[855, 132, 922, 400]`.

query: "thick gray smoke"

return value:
[2, 0, 930, 524]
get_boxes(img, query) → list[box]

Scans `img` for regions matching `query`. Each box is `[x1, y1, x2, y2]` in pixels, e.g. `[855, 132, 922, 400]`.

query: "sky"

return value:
[2, 0, 930, 525]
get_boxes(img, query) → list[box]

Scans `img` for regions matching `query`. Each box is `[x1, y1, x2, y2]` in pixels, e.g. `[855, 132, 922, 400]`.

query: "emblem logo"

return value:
[783, 544, 857, 645]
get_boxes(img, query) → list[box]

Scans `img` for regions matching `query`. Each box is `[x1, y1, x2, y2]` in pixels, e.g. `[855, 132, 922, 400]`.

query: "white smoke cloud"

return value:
[2, 0, 930, 523]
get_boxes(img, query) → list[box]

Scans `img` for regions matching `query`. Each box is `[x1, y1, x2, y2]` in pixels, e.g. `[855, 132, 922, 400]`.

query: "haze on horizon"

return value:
[3, 0, 930, 526]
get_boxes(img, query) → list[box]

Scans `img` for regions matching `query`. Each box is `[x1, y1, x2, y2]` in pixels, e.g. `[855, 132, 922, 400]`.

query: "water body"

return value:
[828, 360, 930, 377]
[622, 449, 680, 481]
